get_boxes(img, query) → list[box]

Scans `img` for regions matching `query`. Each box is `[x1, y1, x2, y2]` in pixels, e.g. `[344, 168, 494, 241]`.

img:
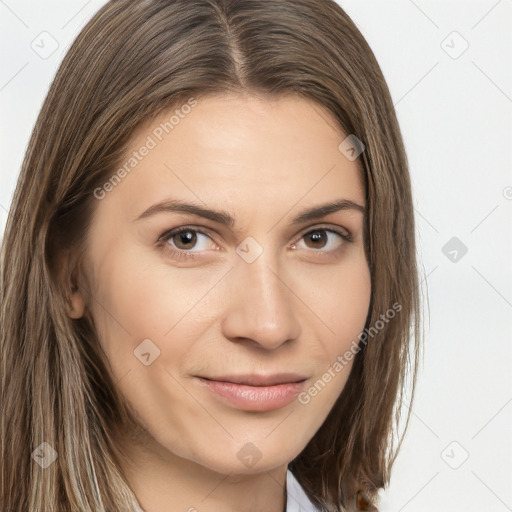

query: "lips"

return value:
[200, 373, 307, 387]
[196, 373, 308, 412]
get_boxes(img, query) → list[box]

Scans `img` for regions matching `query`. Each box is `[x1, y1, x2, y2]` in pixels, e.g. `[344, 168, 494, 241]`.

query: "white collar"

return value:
[286, 469, 320, 512]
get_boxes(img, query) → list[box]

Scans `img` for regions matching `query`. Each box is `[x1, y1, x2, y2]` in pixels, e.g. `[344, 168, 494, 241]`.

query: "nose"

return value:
[220, 254, 301, 351]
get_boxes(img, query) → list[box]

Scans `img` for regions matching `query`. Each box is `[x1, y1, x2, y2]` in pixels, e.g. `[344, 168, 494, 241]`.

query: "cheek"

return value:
[92, 243, 179, 328]
[87, 245, 222, 370]
[335, 263, 371, 344]
[297, 251, 371, 351]
[296, 261, 370, 412]
[88, 239, 370, 385]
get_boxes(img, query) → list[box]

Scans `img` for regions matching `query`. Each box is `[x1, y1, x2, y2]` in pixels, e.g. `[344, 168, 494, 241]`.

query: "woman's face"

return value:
[72, 92, 371, 476]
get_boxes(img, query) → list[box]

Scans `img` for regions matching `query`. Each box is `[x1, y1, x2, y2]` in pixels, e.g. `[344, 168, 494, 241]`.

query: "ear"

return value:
[58, 249, 86, 319]
[68, 284, 86, 319]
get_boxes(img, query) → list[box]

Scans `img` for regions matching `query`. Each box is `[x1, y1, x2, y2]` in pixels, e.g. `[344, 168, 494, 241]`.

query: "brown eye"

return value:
[294, 227, 352, 254]
[303, 230, 328, 249]
[159, 227, 216, 257]
[172, 230, 197, 250]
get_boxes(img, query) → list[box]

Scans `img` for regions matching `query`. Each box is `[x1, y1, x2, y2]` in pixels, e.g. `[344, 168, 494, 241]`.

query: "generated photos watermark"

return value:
[298, 301, 402, 405]
[93, 97, 198, 200]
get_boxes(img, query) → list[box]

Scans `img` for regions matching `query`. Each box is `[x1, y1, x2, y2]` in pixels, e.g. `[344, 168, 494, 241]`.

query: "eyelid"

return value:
[295, 223, 353, 242]
[158, 223, 352, 246]
[158, 225, 220, 254]
[158, 225, 217, 244]
[157, 223, 353, 262]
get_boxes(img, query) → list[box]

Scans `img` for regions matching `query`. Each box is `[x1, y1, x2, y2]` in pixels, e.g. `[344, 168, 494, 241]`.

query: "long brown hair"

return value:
[1, 1, 422, 510]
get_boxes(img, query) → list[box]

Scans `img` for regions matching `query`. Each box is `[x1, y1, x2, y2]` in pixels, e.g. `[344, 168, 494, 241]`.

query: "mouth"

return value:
[196, 373, 308, 412]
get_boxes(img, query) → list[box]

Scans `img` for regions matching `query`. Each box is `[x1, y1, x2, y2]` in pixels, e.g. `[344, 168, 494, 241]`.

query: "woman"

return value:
[0, 1, 421, 511]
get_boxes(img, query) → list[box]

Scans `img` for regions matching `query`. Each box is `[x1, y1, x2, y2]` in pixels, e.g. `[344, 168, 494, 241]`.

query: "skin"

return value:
[67, 92, 371, 512]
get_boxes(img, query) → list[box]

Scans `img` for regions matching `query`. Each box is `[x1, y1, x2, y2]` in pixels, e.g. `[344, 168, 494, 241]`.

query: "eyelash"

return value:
[157, 225, 353, 261]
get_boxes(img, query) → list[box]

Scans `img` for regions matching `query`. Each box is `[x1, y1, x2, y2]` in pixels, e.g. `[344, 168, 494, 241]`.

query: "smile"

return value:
[196, 374, 308, 412]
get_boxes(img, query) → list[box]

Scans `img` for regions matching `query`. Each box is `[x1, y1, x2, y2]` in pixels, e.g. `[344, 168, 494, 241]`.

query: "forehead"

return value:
[101, 93, 365, 219]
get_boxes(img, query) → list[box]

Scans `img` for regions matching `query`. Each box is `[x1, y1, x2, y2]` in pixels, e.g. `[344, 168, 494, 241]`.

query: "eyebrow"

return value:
[134, 198, 365, 226]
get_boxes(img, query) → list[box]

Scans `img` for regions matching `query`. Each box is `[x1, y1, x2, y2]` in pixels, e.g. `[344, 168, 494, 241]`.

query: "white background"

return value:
[1, 1, 511, 511]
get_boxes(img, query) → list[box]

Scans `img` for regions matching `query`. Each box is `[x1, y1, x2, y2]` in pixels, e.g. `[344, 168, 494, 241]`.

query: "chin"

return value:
[186, 432, 308, 476]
